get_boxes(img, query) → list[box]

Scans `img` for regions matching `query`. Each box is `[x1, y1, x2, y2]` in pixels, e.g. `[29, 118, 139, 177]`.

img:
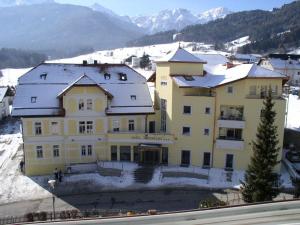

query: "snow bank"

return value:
[286, 94, 300, 131]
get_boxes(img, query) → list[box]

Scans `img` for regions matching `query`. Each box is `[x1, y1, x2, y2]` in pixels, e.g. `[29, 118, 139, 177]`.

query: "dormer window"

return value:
[104, 73, 111, 80]
[31, 97, 37, 103]
[119, 73, 127, 81]
[183, 75, 195, 81]
[40, 73, 47, 80]
[130, 95, 136, 100]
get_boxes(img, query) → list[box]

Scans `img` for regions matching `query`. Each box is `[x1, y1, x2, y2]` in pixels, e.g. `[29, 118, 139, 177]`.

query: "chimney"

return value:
[83, 60, 88, 65]
[94, 60, 98, 65]
[226, 62, 235, 69]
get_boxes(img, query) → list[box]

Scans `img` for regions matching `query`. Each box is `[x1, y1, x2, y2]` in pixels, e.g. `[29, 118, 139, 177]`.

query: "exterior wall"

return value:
[212, 79, 285, 171]
[169, 62, 204, 75]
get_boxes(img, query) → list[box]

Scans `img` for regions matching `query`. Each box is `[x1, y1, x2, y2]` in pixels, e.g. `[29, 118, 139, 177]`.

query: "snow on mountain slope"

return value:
[0, 0, 54, 7]
[198, 7, 231, 23]
[225, 36, 251, 52]
[131, 7, 232, 34]
[0, 68, 32, 86]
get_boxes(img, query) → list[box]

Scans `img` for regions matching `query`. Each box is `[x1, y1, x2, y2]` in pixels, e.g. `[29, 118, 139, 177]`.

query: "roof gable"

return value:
[156, 47, 207, 63]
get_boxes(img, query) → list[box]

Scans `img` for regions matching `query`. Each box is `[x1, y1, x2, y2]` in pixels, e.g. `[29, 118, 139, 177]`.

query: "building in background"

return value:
[259, 54, 300, 86]
[0, 86, 14, 120]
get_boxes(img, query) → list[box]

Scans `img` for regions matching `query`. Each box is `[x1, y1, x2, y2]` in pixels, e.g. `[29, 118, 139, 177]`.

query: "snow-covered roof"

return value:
[156, 47, 207, 63]
[0, 87, 8, 102]
[172, 64, 286, 88]
[194, 53, 229, 66]
[12, 63, 154, 116]
[268, 58, 300, 70]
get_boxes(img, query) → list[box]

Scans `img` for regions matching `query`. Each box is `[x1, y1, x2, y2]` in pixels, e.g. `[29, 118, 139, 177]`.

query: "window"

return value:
[104, 73, 111, 80]
[182, 126, 191, 136]
[87, 145, 92, 156]
[113, 120, 120, 132]
[81, 146, 86, 156]
[225, 154, 234, 170]
[53, 145, 59, 158]
[111, 146, 118, 161]
[120, 146, 131, 161]
[183, 106, 191, 114]
[161, 81, 167, 86]
[298, 71, 300, 75]
[204, 128, 210, 136]
[161, 99, 167, 132]
[183, 75, 195, 81]
[227, 86, 233, 94]
[36, 146, 43, 158]
[86, 121, 93, 134]
[35, 122, 42, 135]
[31, 97, 37, 103]
[203, 152, 211, 168]
[249, 85, 257, 96]
[205, 107, 211, 114]
[51, 122, 59, 134]
[119, 73, 127, 81]
[149, 121, 155, 133]
[181, 150, 190, 166]
[162, 147, 168, 164]
[128, 120, 135, 131]
[130, 95, 136, 100]
[79, 99, 84, 111]
[87, 99, 93, 110]
[79, 121, 86, 134]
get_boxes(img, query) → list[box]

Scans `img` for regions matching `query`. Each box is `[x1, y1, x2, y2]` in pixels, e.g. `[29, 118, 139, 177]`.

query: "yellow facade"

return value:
[21, 61, 286, 176]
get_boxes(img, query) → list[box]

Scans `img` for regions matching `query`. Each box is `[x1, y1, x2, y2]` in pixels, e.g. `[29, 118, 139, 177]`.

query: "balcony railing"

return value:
[219, 115, 244, 121]
[218, 136, 243, 141]
[246, 93, 283, 99]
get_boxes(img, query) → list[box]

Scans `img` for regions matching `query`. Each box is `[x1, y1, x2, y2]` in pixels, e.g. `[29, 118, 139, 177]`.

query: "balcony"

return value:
[217, 115, 245, 129]
[107, 132, 174, 144]
[216, 137, 244, 150]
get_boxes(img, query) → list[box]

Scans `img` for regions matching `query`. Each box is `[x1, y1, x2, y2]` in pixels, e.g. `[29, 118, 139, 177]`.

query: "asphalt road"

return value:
[0, 188, 231, 217]
[34, 200, 300, 225]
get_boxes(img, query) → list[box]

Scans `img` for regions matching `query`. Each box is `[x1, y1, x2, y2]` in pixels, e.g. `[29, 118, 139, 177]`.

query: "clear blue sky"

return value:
[56, 0, 295, 16]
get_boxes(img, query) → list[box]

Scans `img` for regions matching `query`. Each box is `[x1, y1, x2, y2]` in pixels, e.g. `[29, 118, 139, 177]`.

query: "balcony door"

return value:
[149, 121, 155, 133]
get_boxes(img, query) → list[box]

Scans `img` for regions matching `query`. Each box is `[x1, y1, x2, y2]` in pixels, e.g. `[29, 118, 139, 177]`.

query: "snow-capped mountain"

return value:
[198, 7, 232, 24]
[0, 0, 54, 7]
[131, 7, 232, 34]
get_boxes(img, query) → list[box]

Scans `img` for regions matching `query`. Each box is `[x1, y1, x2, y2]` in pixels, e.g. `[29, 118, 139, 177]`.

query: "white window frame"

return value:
[87, 99, 93, 110]
[36, 146, 43, 159]
[128, 119, 135, 131]
[87, 145, 93, 156]
[182, 126, 191, 136]
[113, 120, 120, 132]
[34, 122, 42, 135]
[227, 86, 233, 94]
[53, 145, 60, 158]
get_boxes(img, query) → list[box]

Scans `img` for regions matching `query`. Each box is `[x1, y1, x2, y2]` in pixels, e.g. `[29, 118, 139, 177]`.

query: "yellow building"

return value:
[12, 48, 287, 175]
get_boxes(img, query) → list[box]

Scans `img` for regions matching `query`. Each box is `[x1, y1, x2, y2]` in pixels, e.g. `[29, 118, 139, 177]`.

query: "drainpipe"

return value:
[211, 89, 217, 168]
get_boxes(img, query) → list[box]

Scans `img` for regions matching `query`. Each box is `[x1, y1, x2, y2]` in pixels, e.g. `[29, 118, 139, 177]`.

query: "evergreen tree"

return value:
[140, 53, 150, 69]
[241, 88, 280, 203]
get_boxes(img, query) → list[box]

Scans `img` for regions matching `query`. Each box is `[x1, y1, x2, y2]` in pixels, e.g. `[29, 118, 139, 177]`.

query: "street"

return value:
[34, 200, 300, 225]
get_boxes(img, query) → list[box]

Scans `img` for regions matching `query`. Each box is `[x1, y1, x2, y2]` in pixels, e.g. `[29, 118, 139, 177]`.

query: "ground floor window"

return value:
[181, 150, 190, 166]
[87, 145, 92, 156]
[36, 146, 43, 158]
[133, 146, 139, 162]
[120, 146, 131, 161]
[203, 152, 211, 168]
[162, 147, 168, 164]
[225, 154, 234, 170]
[111, 146, 117, 161]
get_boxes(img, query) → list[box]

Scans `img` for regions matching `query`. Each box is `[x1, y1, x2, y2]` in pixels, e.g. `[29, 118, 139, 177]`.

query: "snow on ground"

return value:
[0, 68, 32, 86]
[286, 94, 300, 131]
[225, 36, 251, 52]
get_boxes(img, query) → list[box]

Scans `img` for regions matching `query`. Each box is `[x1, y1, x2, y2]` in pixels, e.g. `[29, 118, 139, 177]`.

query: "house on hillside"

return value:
[258, 54, 300, 86]
[12, 48, 287, 176]
[229, 53, 261, 64]
[0, 86, 13, 120]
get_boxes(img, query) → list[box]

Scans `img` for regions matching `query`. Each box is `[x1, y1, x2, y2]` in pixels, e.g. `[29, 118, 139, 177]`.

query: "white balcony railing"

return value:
[216, 138, 244, 150]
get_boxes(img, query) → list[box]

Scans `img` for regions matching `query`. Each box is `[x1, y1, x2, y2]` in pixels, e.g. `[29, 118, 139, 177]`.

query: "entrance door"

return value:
[149, 121, 155, 133]
[181, 150, 190, 166]
[141, 149, 160, 164]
